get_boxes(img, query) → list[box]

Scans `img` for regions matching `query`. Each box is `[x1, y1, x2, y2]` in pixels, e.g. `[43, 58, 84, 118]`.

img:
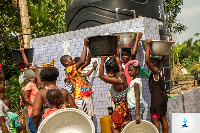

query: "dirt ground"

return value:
[168, 80, 200, 97]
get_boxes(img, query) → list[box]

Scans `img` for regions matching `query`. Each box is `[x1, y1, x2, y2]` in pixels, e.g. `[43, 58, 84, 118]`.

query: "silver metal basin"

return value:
[23, 67, 43, 79]
[113, 32, 137, 48]
[38, 108, 95, 133]
[142, 40, 174, 55]
[122, 120, 159, 133]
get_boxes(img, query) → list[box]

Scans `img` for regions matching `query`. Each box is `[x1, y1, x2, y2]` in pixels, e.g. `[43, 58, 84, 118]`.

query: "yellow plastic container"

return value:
[100, 115, 112, 133]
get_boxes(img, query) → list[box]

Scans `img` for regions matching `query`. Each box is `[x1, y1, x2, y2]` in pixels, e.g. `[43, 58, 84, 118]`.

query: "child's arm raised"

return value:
[19, 48, 30, 68]
[115, 35, 123, 71]
[80, 52, 91, 71]
[32, 66, 42, 85]
[145, 39, 160, 74]
[134, 82, 141, 124]
[99, 56, 124, 85]
[85, 60, 98, 77]
[76, 38, 89, 70]
[131, 32, 143, 60]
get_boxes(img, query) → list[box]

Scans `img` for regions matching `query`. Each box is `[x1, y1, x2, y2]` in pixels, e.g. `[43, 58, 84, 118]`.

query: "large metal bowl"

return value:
[38, 108, 95, 133]
[113, 32, 137, 48]
[121, 120, 159, 133]
[142, 40, 174, 55]
[23, 67, 43, 79]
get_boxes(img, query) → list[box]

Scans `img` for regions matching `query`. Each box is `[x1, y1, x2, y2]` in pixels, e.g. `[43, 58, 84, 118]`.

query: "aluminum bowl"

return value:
[113, 32, 137, 48]
[122, 120, 159, 133]
[142, 40, 174, 55]
[38, 108, 95, 133]
[23, 67, 43, 79]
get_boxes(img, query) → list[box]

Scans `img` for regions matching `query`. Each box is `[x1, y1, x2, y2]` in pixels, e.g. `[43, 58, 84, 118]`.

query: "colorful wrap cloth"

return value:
[111, 97, 131, 131]
[65, 64, 93, 99]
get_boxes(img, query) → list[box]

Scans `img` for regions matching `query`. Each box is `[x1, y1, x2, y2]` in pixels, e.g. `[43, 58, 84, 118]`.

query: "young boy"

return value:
[3, 99, 22, 133]
[43, 89, 64, 119]
[60, 38, 94, 119]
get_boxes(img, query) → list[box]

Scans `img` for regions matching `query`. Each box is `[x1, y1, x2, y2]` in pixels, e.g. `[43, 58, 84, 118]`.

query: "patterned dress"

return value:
[110, 85, 131, 131]
[64, 64, 93, 100]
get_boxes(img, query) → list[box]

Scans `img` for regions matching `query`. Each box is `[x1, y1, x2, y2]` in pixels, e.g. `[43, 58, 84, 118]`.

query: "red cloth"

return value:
[124, 63, 133, 87]
[0, 63, 2, 70]
[18, 64, 25, 70]
[43, 108, 59, 119]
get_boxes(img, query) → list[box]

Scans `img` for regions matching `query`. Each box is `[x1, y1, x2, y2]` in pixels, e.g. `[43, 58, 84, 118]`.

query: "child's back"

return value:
[43, 89, 63, 119]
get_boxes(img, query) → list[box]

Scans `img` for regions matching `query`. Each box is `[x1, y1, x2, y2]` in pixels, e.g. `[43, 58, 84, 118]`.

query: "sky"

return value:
[175, 0, 200, 44]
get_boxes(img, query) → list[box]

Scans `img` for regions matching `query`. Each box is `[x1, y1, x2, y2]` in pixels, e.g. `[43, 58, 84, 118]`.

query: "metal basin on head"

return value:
[23, 67, 43, 79]
[142, 40, 174, 55]
[113, 32, 137, 48]
[38, 108, 95, 133]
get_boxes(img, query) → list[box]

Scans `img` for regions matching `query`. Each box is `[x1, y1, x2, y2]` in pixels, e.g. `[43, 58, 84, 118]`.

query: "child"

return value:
[127, 60, 145, 123]
[3, 99, 22, 133]
[121, 32, 143, 86]
[21, 79, 31, 133]
[145, 39, 168, 133]
[0, 79, 9, 133]
[60, 38, 94, 119]
[43, 89, 64, 119]
[24, 66, 41, 117]
[99, 35, 131, 133]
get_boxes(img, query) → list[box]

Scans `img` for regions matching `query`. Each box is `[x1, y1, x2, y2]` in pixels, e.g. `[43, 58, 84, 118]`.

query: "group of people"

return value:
[0, 32, 168, 133]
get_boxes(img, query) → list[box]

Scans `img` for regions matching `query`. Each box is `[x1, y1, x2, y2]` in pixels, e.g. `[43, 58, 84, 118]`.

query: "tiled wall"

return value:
[31, 17, 160, 133]
[167, 88, 200, 133]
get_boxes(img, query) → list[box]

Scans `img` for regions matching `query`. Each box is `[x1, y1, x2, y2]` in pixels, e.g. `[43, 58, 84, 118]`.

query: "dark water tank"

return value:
[66, 0, 165, 31]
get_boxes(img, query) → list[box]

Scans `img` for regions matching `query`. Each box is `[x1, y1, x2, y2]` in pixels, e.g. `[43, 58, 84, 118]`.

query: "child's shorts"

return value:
[151, 114, 160, 118]
[130, 103, 145, 121]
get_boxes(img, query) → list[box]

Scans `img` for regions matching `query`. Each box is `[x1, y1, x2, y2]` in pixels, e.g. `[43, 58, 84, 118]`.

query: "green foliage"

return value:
[176, 74, 194, 81]
[181, 58, 191, 68]
[179, 38, 200, 64]
[5, 75, 22, 112]
[28, 0, 71, 36]
[173, 42, 186, 65]
[165, 0, 187, 35]
[0, 0, 71, 79]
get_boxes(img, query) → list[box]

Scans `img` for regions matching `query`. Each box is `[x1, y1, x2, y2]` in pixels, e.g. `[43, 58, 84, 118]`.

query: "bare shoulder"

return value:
[60, 88, 69, 94]
[37, 89, 47, 97]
